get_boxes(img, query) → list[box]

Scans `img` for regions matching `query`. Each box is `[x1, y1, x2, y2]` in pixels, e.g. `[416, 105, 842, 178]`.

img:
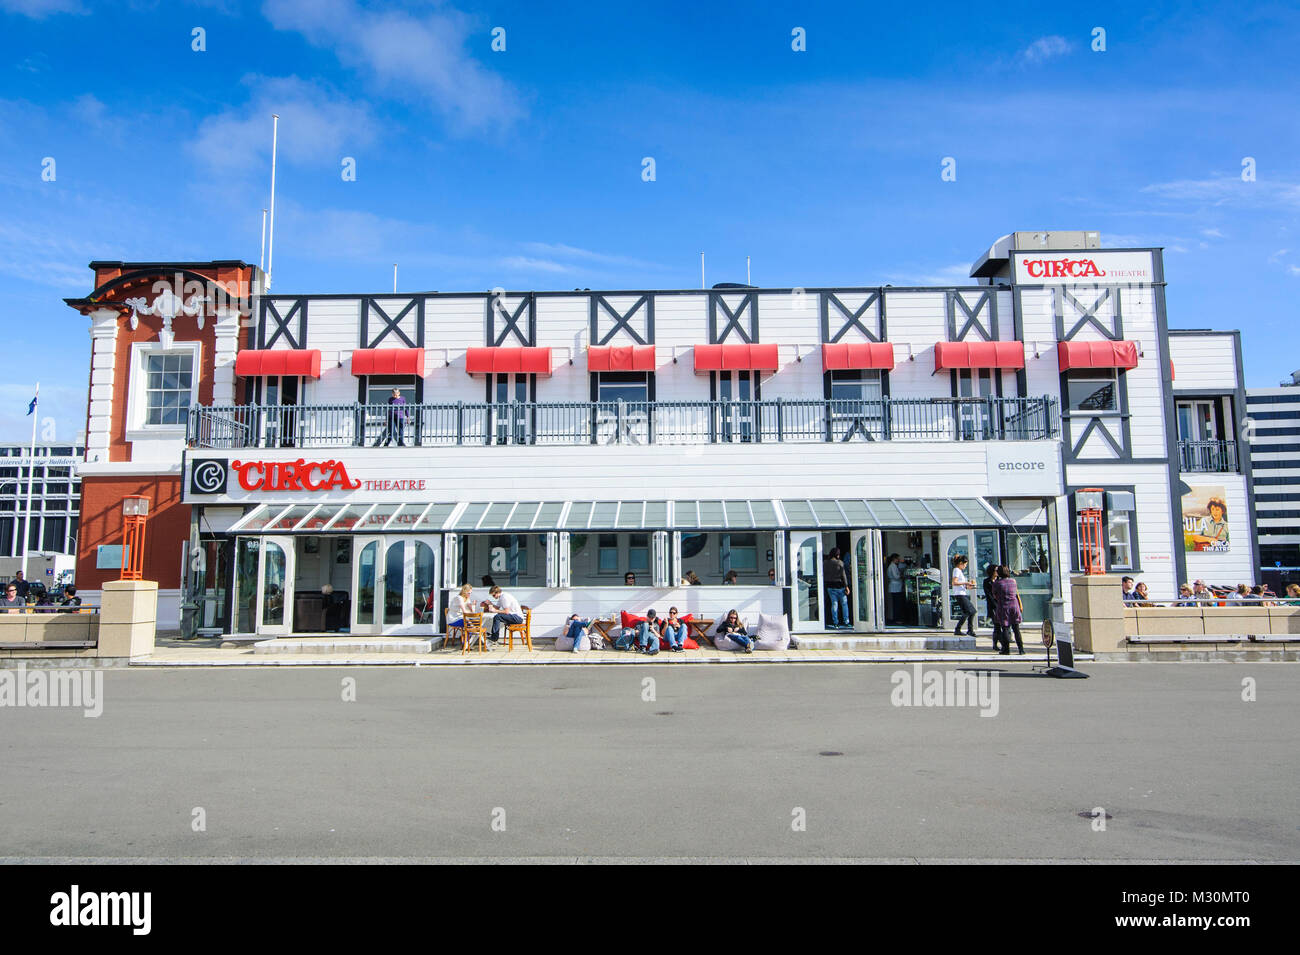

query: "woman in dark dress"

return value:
[991, 565, 1024, 655]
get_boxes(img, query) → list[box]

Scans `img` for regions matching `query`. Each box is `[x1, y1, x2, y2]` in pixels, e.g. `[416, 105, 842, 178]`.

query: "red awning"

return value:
[234, 349, 322, 379]
[934, 341, 1026, 373]
[588, 344, 656, 372]
[1057, 340, 1139, 372]
[351, 348, 425, 377]
[693, 343, 780, 374]
[465, 346, 553, 376]
[821, 342, 895, 371]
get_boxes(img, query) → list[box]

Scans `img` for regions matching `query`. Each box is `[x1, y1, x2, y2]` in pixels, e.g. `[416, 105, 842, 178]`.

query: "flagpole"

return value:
[21, 383, 37, 584]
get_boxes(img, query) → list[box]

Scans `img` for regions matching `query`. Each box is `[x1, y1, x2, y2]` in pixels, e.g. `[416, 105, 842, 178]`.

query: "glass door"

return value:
[717, 371, 754, 443]
[939, 530, 971, 630]
[257, 535, 295, 635]
[353, 535, 441, 635]
[352, 536, 383, 635]
[791, 531, 823, 632]
[849, 530, 880, 631]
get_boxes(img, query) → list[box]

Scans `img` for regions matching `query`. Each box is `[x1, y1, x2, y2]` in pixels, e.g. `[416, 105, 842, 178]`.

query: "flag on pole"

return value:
[27, 384, 38, 415]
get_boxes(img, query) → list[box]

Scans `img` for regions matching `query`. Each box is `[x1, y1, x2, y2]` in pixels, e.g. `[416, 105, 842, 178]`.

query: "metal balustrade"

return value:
[188, 395, 1060, 450]
[1177, 439, 1240, 473]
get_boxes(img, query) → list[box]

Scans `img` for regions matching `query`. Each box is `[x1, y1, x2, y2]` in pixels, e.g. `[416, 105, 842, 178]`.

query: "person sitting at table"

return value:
[636, 609, 663, 655]
[624, 572, 636, 585]
[715, 609, 753, 653]
[661, 606, 689, 651]
[1174, 583, 1196, 607]
[448, 584, 474, 628]
[485, 585, 523, 643]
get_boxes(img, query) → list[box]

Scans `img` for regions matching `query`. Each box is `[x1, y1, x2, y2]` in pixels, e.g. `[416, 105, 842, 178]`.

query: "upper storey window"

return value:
[144, 353, 194, 425]
[1065, 372, 1118, 413]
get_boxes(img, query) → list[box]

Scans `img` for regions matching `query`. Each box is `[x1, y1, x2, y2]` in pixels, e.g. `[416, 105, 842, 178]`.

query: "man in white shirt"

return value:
[486, 585, 523, 643]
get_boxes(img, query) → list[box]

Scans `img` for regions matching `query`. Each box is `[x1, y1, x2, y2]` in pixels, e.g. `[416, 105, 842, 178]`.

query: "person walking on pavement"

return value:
[983, 563, 1004, 652]
[823, 547, 850, 630]
[950, 554, 976, 638]
[992, 565, 1025, 655]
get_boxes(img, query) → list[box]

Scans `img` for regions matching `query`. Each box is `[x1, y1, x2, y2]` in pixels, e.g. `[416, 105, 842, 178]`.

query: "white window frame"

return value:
[125, 340, 202, 439]
[1065, 370, 1120, 415]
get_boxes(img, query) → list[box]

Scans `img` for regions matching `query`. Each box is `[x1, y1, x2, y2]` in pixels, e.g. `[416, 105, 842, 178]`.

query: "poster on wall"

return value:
[1182, 485, 1230, 553]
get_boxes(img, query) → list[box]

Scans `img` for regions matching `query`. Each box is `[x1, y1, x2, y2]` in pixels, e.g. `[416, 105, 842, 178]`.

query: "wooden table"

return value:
[687, 618, 715, 646]
[587, 618, 617, 647]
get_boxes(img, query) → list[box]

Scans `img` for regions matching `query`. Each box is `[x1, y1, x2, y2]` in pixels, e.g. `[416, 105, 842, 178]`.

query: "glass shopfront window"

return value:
[1006, 528, 1052, 623]
[458, 534, 545, 588]
[678, 532, 774, 585]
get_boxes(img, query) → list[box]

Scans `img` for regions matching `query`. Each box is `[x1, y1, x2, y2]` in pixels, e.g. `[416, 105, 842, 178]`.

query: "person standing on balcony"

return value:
[823, 547, 850, 630]
[377, 388, 408, 447]
[950, 554, 976, 638]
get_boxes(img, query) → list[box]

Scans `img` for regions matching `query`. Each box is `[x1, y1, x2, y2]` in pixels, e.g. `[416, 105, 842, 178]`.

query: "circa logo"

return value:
[189, 459, 228, 495]
[230, 459, 361, 492]
[1023, 257, 1106, 279]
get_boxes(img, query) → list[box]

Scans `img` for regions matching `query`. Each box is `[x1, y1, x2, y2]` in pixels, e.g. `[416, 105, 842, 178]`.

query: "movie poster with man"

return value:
[1182, 485, 1230, 553]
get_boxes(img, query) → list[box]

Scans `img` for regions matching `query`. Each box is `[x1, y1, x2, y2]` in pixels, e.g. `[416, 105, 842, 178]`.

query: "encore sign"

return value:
[231, 459, 361, 492]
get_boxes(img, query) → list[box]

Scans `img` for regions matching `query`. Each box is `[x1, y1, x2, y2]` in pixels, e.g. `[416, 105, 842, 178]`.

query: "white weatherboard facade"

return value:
[126, 236, 1253, 641]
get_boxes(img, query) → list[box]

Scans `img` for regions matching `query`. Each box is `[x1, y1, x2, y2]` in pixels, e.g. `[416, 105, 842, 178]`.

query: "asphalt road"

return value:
[1, 663, 1296, 862]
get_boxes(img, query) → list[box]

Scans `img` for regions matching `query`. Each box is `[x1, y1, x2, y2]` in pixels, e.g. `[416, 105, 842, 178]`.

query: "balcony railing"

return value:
[188, 395, 1060, 450]
[1178, 439, 1239, 473]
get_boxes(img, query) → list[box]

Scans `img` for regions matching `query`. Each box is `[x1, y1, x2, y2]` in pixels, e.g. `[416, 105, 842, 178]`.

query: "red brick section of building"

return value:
[65, 261, 257, 593]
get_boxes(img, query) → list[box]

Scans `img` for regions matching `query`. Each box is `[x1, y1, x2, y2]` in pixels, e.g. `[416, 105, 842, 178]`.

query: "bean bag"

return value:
[753, 612, 791, 650]
[713, 633, 746, 651]
[554, 629, 592, 651]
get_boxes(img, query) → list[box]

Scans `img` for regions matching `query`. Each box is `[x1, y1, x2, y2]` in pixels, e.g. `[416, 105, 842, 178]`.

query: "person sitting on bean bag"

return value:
[714, 609, 754, 653]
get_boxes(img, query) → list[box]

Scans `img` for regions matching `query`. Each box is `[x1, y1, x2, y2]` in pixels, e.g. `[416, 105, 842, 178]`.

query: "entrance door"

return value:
[257, 535, 295, 635]
[791, 531, 823, 632]
[940, 529, 1000, 629]
[939, 530, 971, 630]
[717, 371, 755, 443]
[353, 535, 441, 635]
[353, 536, 383, 635]
[849, 530, 881, 631]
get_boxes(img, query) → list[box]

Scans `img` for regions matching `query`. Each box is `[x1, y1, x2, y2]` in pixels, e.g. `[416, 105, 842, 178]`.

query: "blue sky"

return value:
[2, 0, 1299, 442]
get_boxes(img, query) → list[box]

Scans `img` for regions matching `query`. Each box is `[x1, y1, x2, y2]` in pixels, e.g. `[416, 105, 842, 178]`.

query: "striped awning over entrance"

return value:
[226, 497, 1006, 533]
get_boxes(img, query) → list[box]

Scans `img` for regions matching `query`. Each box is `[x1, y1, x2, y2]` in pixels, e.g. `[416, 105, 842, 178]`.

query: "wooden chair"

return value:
[444, 607, 464, 650]
[505, 607, 533, 651]
[461, 612, 487, 654]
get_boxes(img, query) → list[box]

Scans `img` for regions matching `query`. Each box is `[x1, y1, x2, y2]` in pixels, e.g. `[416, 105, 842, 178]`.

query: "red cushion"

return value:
[620, 610, 647, 629]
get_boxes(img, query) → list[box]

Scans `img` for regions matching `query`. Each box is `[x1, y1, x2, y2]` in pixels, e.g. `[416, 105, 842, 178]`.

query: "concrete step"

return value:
[794, 633, 978, 651]
[253, 637, 435, 655]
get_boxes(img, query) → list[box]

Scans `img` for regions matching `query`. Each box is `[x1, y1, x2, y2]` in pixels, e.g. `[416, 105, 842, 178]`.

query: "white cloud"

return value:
[1141, 175, 1300, 208]
[499, 256, 573, 274]
[262, 0, 522, 132]
[0, 0, 86, 17]
[1021, 35, 1072, 64]
[1200, 227, 1225, 238]
[189, 75, 375, 172]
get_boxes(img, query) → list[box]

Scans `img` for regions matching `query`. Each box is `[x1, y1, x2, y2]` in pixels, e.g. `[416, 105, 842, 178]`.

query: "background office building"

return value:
[1247, 374, 1300, 577]
[0, 443, 83, 559]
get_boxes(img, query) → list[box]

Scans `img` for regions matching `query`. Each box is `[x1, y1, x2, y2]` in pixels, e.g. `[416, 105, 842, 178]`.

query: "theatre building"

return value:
[64, 231, 1257, 641]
